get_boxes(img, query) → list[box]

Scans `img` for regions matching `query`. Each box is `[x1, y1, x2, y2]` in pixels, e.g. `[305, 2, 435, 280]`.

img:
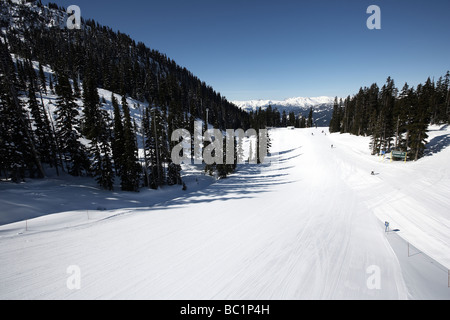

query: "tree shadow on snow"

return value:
[425, 132, 450, 156]
[0, 147, 303, 226]
[142, 148, 302, 213]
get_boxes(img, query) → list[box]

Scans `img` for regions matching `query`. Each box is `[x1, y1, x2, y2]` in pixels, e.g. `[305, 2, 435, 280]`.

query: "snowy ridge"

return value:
[232, 96, 336, 111]
[232, 96, 338, 126]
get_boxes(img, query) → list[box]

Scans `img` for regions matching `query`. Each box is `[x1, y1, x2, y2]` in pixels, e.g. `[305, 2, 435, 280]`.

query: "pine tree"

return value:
[0, 40, 45, 180]
[409, 83, 431, 161]
[83, 81, 115, 190]
[54, 72, 89, 176]
[350, 88, 365, 136]
[370, 113, 384, 156]
[91, 141, 114, 190]
[434, 72, 450, 124]
[49, 75, 54, 94]
[307, 107, 314, 128]
[0, 73, 28, 181]
[27, 82, 54, 166]
[34, 63, 61, 174]
[379, 77, 398, 152]
[167, 161, 182, 186]
[150, 106, 166, 188]
[139, 105, 151, 188]
[329, 97, 341, 133]
[366, 84, 380, 135]
[82, 74, 100, 139]
[393, 83, 415, 151]
[38, 62, 47, 95]
[111, 94, 124, 175]
[299, 116, 306, 129]
[119, 96, 141, 191]
[288, 112, 296, 127]
[281, 110, 287, 127]
[447, 72, 450, 123]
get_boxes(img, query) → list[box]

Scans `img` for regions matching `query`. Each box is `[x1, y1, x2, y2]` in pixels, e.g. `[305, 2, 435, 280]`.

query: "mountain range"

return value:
[232, 96, 337, 127]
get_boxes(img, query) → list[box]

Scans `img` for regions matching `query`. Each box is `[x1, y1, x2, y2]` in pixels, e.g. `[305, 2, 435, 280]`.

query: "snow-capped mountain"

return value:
[232, 96, 337, 126]
[232, 96, 335, 111]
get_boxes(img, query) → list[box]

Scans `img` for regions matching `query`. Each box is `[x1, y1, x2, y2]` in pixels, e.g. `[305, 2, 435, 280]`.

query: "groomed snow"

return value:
[0, 127, 449, 300]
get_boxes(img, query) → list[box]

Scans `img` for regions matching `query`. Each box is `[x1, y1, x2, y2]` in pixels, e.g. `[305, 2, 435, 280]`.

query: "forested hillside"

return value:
[0, 0, 250, 189]
[329, 75, 450, 160]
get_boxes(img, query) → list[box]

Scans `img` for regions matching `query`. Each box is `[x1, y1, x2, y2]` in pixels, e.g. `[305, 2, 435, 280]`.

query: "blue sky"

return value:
[50, 0, 450, 101]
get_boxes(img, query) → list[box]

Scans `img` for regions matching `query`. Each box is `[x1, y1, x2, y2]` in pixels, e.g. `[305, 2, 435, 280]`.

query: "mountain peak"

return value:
[232, 96, 336, 111]
[232, 96, 338, 126]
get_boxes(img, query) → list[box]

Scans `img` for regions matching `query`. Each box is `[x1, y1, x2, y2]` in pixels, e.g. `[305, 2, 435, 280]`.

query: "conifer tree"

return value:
[82, 74, 101, 139]
[54, 72, 89, 176]
[409, 83, 431, 161]
[281, 110, 287, 127]
[38, 62, 47, 95]
[370, 113, 384, 156]
[216, 136, 229, 179]
[288, 112, 296, 127]
[49, 75, 54, 94]
[393, 83, 415, 151]
[28, 82, 54, 166]
[0, 72, 29, 181]
[379, 77, 398, 152]
[307, 107, 314, 128]
[299, 116, 306, 129]
[142, 106, 155, 188]
[151, 106, 167, 188]
[0, 40, 44, 180]
[111, 94, 124, 175]
[167, 161, 182, 186]
[119, 96, 141, 191]
[434, 72, 450, 124]
[82, 79, 115, 190]
[329, 97, 341, 133]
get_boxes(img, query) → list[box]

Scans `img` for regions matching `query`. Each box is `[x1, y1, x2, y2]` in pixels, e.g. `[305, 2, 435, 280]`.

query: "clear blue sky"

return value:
[50, 0, 450, 101]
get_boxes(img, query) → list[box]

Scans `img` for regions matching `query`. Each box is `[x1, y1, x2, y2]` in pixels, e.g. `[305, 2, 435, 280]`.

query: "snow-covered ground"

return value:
[0, 127, 449, 300]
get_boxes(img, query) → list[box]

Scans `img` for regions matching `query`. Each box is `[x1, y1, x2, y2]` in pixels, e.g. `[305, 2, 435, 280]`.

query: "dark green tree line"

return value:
[329, 74, 450, 161]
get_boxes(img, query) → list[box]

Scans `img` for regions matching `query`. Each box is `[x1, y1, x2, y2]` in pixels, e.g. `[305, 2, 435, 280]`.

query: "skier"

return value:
[371, 171, 375, 176]
[385, 221, 390, 232]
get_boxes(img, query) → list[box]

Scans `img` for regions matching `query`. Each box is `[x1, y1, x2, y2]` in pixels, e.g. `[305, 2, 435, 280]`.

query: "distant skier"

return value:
[371, 171, 375, 176]
[331, 144, 334, 149]
[385, 221, 390, 232]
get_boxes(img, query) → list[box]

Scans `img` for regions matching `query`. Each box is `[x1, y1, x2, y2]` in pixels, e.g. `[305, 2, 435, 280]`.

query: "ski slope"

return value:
[1, 127, 449, 300]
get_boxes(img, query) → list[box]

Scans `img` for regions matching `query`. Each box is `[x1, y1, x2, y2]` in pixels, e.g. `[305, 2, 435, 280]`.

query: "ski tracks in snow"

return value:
[0, 128, 413, 299]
